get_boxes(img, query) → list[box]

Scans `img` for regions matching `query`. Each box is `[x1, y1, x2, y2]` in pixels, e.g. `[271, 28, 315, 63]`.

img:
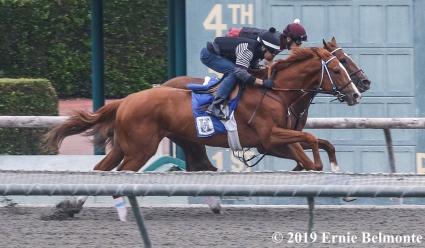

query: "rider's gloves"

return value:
[263, 79, 274, 89]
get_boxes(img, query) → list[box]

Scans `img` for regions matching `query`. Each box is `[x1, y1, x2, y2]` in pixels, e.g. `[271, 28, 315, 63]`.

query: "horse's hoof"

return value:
[210, 205, 222, 214]
[206, 196, 222, 214]
[40, 208, 75, 221]
[343, 197, 357, 202]
[53, 198, 83, 218]
[208, 201, 222, 214]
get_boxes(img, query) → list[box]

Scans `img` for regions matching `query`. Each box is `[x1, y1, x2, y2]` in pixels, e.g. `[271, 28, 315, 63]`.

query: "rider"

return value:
[200, 27, 282, 120]
[280, 19, 308, 51]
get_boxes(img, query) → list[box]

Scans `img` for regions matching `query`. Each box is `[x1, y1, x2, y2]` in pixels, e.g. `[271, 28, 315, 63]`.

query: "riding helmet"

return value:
[257, 27, 282, 55]
[280, 19, 308, 49]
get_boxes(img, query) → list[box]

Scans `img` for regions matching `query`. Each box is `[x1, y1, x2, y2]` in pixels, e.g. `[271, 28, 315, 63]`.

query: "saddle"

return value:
[188, 76, 241, 140]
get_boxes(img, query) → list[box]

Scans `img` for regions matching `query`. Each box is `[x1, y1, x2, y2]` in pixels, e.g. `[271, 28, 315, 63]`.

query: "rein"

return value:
[270, 55, 352, 101]
[247, 88, 267, 125]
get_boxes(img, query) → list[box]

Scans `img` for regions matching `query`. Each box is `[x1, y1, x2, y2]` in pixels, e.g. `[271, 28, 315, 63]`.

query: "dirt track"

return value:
[1, 206, 425, 248]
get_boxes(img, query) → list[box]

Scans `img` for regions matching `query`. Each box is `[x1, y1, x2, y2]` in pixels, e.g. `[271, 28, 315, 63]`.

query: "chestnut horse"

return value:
[163, 37, 370, 172]
[45, 47, 360, 174]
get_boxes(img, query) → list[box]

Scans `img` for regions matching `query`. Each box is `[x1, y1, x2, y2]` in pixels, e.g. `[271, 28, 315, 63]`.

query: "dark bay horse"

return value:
[163, 37, 370, 172]
[45, 47, 360, 175]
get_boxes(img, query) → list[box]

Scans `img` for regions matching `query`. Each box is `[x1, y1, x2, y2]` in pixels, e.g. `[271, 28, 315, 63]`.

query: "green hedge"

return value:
[0, 78, 58, 154]
[0, 0, 167, 98]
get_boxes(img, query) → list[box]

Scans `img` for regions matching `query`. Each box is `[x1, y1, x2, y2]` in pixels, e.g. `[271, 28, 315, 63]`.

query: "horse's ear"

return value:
[331, 36, 337, 44]
[322, 39, 329, 49]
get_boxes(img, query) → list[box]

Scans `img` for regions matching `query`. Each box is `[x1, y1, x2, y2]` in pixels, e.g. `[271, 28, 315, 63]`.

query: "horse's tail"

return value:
[44, 100, 123, 151]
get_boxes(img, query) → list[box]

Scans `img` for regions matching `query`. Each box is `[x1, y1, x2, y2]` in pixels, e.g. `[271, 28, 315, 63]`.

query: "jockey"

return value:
[200, 27, 282, 120]
[280, 19, 308, 50]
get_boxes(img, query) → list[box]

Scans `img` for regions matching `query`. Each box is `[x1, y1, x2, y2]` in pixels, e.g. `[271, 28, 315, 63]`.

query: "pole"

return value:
[383, 129, 396, 173]
[307, 197, 315, 247]
[167, 0, 186, 160]
[91, 0, 105, 155]
[128, 196, 152, 248]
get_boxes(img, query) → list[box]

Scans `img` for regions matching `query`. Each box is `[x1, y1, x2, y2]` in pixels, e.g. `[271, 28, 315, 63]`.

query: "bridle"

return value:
[270, 54, 353, 102]
[330, 47, 365, 80]
[316, 55, 353, 102]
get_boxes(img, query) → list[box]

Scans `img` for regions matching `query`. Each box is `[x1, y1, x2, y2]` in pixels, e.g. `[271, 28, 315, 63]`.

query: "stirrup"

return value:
[206, 104, 228, 120]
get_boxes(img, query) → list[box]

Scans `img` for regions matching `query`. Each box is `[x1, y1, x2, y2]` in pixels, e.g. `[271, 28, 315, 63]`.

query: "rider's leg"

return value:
[200, 47, 238, 119]
[200, 47, 235, 74]
[206, 73, 237, 119]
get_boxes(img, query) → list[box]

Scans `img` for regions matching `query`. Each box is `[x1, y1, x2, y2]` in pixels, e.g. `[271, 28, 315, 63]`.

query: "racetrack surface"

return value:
[1, 206, 424, 248]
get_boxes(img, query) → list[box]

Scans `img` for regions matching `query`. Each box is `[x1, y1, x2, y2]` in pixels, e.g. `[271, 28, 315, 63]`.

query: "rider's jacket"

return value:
[207, 37, 264, 85]
[209, 37, 264, 69]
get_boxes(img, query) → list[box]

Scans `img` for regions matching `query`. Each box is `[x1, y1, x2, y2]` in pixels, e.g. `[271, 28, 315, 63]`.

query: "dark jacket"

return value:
[207, 37, 264, 85]
[211, 36, 264, 69]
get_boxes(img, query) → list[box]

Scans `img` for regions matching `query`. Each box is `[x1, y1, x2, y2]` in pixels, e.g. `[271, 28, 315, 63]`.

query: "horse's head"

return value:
[272, 47, 361, 106]
[311, 47, 361, 106]
[323, 37, 371, 93]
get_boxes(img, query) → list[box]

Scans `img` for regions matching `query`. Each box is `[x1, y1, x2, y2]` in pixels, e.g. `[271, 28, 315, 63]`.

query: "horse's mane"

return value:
[272, 47, 328, 72]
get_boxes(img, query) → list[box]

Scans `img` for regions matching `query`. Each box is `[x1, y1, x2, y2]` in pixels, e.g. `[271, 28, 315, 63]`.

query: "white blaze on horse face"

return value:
[338, 61, 361, 98]
[338, 61, 351, 81]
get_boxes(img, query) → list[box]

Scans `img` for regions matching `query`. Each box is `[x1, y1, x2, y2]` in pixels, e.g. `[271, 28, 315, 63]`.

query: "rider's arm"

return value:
[235, 69, 272, 88]
[234, 43, 256, 85]
[233, 42, 273, 88]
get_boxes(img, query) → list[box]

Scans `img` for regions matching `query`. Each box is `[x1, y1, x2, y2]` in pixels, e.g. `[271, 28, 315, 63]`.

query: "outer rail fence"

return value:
[1, 116, 425, 172]
[1, 116, 425, 129]
[2, 170, 425, 247]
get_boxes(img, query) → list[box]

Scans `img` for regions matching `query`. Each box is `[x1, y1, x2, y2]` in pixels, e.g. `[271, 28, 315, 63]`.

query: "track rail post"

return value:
[307, 196, 315, 247]
[383, 128, 396, 173]
[128, 196, 152, 248]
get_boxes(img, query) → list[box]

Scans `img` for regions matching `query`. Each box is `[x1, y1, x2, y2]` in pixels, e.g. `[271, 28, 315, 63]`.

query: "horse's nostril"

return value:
[353, 93, 359, 99]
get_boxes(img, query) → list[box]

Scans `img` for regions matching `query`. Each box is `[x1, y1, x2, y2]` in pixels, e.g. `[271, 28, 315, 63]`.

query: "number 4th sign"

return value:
[202, 3, 254, 37]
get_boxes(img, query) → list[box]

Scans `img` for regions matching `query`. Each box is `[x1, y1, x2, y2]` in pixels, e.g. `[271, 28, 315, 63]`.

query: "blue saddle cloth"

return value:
[189, 77, 240, 137]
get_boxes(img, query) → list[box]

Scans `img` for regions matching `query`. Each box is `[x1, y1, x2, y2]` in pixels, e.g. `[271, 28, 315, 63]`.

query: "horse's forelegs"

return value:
[292, 163, 304, 171]
[269, 128, 323, 171]
[263, 145, 305, 171]
[169, 139, 221, 213]
[300, 139, 340, 172]
[286, 143, 323, 171]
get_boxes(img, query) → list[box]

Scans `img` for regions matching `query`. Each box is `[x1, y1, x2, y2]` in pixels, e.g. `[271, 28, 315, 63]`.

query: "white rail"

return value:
[1, 116, 424, 174]
[1, 170, 425, 197]
[2, 170, 425, 247]
[0, 116, 424, 129]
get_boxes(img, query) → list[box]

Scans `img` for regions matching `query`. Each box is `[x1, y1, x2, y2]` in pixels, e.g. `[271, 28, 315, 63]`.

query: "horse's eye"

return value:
[340, 58, 347, 63]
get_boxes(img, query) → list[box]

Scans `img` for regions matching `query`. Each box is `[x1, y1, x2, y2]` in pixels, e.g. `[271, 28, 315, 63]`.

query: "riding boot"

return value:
[206, 97, 228, 120]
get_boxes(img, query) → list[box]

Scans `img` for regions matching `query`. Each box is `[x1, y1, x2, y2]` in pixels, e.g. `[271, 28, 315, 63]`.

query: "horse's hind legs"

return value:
[109, 139, 161, 221]
[50, 145, 125, 220]
[94, 144, 124, 171]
